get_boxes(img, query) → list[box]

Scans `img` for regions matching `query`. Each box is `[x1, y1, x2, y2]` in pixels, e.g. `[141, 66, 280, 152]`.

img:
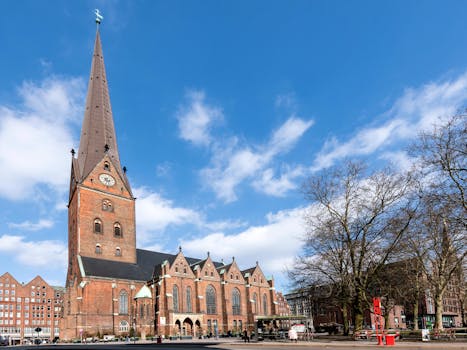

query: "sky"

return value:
[1, 0, 467, 293]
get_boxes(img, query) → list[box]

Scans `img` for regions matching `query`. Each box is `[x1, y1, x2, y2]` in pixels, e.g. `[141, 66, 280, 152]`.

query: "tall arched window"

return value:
[119, 290, 128, 314]
[252, 292, 257, 313]
[94, 219, 102, 234]
[206, 285, 216, 314]
[262, 294, 268, 315]
[232, 288, 241, 315]
[186, 287, 192, 313]
[173, 285, 179, 312]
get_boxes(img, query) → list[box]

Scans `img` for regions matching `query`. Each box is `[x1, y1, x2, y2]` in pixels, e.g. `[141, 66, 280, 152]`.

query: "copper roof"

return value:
[77, 30, 126, 186]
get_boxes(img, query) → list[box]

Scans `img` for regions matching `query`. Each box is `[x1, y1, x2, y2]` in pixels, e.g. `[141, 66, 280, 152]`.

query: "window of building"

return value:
[94, 219, 102, 234]
[186, 287, 192, 313]
[115, 247, 121, 256]
[119, 291, 128, 314]
[262, 294, 268, 315]
[232, 288, 241, 315]
[119, 320, 129, 332]
[173, 285, 179, 313]
[114, 222, 122, 237]
[206, 285, 217, 314]
[102, 199, 113, 212]
[252, 293, 257, 313]
[104, 162, 110, 171]
[95, 244, 102, 254]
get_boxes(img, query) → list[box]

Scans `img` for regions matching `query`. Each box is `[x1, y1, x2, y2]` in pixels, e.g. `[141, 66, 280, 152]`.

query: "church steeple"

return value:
[77, 29, 126, 186]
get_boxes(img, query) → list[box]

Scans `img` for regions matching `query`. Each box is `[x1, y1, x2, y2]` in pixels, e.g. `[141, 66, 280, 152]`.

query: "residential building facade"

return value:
[0, 273, 64, 344]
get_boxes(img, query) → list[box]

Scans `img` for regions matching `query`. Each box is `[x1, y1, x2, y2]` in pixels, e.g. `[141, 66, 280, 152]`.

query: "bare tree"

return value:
[408, 114, 467, 330]
[295, 160, 415, 331]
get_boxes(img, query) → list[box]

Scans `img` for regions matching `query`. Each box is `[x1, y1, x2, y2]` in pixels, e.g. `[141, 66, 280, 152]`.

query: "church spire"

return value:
[77, 28, 125, 184]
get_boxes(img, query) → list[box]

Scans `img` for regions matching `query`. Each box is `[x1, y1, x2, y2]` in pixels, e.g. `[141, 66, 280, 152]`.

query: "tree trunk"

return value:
[353, 291, 365, 331]
[412, 300, 419, 330]
[342, 305, 349, 336]
[434, 292, 444, 330]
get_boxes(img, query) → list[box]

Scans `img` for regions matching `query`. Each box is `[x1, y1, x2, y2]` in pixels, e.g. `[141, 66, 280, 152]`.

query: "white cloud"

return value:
[0, 235, 66, 269]
[201, 117, 313, 202]
[177, 90, 223, 147]
[134, 187, 245, 244]
[312, 72, 467, 171]
[181, 206, 306, 284]
[135, 187, 202, 243]
[0, 77, 85, 200]
[253, 166, 304, 197]
[8, 219, 54, 231]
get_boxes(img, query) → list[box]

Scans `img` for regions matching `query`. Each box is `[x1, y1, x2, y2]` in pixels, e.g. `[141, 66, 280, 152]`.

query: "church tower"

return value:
[67, 28, 136, 285]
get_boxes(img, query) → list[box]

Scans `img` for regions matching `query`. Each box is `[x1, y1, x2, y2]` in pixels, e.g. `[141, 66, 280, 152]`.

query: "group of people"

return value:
[242, 327, 300, 342]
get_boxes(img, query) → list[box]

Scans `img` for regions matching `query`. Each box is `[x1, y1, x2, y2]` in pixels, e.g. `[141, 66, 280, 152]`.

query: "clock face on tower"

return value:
[99, 173, 116, 186]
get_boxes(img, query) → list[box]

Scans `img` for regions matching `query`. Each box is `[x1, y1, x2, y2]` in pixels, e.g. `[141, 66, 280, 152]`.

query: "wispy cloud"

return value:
[312, 72, 467, 171]
[0, 235, 66, 268]
[8, 219, 54, 231]
[0, 77, 85, 200]
[177, 90, 223, 147]
[201, 116, 313, 202]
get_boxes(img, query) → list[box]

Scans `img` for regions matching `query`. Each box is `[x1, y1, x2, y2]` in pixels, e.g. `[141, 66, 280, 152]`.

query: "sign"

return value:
[160, 316, 166, 325]
[291, 324, 306, 333]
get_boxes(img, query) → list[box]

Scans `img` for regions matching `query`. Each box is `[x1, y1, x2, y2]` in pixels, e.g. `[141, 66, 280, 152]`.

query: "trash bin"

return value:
[376, 334, 383, 345]
[385, 334, 395, 346]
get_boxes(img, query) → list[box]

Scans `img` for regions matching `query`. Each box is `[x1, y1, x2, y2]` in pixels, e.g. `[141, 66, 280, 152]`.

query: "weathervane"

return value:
[94, 9, 104, 25]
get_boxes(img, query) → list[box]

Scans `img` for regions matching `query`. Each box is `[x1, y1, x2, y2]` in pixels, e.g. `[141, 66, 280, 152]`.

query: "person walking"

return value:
[243, 329, 250, 343]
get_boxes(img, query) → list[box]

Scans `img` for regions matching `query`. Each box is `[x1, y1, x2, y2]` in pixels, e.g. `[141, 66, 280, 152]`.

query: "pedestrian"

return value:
[288, 328, 298, 342]
[243, 329, 250, 343]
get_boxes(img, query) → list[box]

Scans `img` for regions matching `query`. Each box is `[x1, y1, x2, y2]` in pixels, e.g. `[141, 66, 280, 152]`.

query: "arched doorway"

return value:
[195, 320, 202, 338]
[183, 318, 193, 336]
[174, 319, 181, 336]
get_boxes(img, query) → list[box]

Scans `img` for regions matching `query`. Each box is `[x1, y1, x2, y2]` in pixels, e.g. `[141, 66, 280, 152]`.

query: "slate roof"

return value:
[80, 249, 224, 282]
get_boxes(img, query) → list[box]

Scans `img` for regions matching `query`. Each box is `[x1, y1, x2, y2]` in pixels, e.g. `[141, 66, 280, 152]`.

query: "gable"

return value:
[169, 253, 196, 278]
[81, 155, 132, 199]
[225, 262, 245, 284]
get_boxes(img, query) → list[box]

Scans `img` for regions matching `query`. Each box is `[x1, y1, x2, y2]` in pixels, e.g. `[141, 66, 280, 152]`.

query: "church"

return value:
[60, 25, 283, 341]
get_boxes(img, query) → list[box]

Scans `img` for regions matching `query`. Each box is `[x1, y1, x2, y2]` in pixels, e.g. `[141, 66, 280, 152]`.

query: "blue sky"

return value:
[1, 0, 467, 292]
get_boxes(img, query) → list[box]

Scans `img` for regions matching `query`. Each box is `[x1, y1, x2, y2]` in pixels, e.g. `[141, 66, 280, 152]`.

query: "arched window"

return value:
[252, 293, 257, 313]
[115, 247, 121, 256]
[232, 288, 241, 315]
[102, 199, 113, 212]
[114, 223, 122, 237]
[104, 162, 110, 171]
[186, 287, 192, 313]
[119, 320, 129, 332]
[262, 294, 268, 315]
[95, 244, 102, 254]
[94, 219, 102, 234]
[206, 285, 216, 314]
[173, 285, 179, 312]
[119, 290, 128, 314]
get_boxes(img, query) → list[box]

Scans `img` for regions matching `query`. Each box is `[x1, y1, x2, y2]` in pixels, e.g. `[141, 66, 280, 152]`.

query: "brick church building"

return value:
[60, 27, 282, 341]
